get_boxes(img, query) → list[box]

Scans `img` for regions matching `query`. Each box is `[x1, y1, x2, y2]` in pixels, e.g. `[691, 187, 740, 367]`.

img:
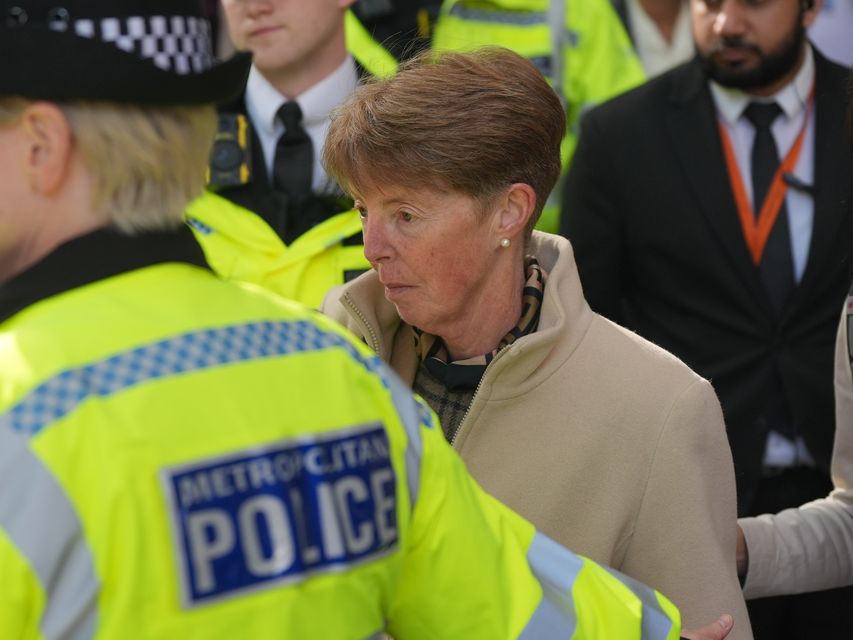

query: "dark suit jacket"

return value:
[561, 49, 853, 514]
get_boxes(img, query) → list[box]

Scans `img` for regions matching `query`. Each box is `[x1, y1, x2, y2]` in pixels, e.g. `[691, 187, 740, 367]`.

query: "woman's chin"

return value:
[395, 305, 432, 333]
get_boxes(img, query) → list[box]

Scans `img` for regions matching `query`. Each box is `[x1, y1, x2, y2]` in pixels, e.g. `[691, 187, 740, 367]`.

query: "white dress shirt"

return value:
[244, 57, 360, 195]
[709, 46, 817, 468]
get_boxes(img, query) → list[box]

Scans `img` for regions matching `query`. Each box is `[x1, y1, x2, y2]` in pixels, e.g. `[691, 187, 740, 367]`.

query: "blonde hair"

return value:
[0, 97, 216, 233]
[323, 47, 566, 233]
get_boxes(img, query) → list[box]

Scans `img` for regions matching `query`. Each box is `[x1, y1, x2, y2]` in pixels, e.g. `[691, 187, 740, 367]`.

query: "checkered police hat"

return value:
[0, 0, 251, 104]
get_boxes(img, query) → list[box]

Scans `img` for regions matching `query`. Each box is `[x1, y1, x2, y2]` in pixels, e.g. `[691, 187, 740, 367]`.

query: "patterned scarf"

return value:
[412, 256, 547, 391]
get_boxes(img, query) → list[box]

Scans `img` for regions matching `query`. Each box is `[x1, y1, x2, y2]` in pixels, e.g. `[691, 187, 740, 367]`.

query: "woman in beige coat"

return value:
[322, 47, 751, 638]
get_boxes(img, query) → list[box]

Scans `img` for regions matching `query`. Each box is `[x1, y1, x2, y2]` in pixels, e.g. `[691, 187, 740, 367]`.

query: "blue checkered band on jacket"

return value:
[0, 320, 389, 438]
[54, 15, 214, 74]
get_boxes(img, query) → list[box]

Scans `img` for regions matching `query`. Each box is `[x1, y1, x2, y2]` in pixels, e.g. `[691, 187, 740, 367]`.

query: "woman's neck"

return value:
[440, 257, 526, 361]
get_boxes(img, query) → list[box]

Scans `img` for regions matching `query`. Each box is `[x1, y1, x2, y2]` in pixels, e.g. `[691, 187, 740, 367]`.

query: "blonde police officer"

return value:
[0, 2, 729, 639]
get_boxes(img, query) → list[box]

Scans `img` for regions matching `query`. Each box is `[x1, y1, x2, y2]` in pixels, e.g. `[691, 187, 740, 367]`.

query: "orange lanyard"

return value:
[717, 87, 814, 265]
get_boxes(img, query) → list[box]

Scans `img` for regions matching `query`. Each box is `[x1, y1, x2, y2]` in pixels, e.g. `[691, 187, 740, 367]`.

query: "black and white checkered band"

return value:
[52, 15, 214, 75]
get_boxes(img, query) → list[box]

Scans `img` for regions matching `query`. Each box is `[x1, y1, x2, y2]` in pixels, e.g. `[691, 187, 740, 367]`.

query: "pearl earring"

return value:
[500, 238, 511, 248]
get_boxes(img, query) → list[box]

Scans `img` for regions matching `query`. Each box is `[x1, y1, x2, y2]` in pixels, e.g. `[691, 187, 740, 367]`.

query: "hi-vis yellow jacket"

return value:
[187, 192, 369, 309]
[0, 230, 680, 639]
[432, 0, 646, 233]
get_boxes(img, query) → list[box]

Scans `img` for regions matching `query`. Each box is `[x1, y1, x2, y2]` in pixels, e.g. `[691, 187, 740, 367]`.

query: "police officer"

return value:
[431, 0, 647, 233]
[187, 0, 400, 309]
[0, 2, 730, 638]
[350, 0, 444, 61]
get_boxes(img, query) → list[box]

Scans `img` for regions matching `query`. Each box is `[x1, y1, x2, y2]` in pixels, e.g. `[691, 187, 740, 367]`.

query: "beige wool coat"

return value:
[324, 231, 752, 637]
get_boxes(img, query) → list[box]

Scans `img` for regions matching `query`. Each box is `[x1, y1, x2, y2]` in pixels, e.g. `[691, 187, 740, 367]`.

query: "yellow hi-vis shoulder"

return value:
[432, 0, 646, 233]
[345, 10, 399, 79]
[0, 260, 681, 639]
[186, 190, 370, 308]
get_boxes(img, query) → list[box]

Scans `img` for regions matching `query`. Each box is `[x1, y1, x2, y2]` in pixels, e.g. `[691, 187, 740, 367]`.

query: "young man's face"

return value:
[221, 0, 354, 81]
[691, 0, 819, 93]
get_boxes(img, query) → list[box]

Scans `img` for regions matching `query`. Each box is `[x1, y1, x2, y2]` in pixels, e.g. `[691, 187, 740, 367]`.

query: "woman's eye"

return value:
[400, 211, 414, 222]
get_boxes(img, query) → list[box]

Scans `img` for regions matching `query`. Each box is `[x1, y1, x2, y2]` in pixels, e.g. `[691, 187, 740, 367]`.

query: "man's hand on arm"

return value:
[682, 614, 735, 640]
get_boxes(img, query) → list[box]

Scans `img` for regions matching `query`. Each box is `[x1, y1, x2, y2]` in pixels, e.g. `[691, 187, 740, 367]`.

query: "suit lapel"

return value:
[789, 50, 852, 310]
[664, 59, 772, 309]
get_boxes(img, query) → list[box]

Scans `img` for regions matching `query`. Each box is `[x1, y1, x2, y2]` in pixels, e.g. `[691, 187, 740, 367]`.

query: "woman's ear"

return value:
[21, 102, 74, 196]
[495, 182, 536, 241]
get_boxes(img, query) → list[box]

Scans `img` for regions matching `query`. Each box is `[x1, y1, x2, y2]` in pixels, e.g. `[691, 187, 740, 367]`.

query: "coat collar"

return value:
[0, 225, 209, 324]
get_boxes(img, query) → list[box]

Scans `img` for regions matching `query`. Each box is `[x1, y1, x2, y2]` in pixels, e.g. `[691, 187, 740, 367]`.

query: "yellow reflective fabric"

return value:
[432, 0, 645, 233]
[2, 266, 411, 638]
[345, 10, 399, 79]
[389, 422, 543, 639]
[658, 592, 683, 640]
[571, 561, 681, 640]
[0, 528, 45, 640]
[186, 191, 370, 308]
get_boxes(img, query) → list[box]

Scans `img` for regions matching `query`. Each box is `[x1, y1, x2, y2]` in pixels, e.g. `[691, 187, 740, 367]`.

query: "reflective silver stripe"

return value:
[0, 320, 392, 438]
[548, 0, 566, 105]
[603, 566, 676, 640]
[0, 428, 98, 639]
[385, 370, 429, 507]
[448, 4, 547, 26]
[519, 531, 580, 638]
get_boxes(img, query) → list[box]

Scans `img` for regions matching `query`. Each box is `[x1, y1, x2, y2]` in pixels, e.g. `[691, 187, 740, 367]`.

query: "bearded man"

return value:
[561, 1, 853, 637]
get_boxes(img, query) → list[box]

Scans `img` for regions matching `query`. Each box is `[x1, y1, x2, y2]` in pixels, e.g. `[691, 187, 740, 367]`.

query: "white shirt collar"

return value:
[626, 0, 693, 77]
[245, 56, 359, 137]
[710, 45, 815, 125]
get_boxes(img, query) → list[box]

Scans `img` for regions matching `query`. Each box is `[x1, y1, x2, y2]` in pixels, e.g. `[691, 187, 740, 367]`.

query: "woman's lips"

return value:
[382, 283, 413, 299]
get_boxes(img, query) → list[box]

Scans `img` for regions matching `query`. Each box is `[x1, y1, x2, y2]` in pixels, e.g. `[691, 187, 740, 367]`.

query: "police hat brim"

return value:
[0, 29, 252, 105]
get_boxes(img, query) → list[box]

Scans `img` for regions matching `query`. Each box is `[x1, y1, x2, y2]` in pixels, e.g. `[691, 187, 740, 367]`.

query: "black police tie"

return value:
[743, 101, 795, 314]
[273, 101, 313, 204]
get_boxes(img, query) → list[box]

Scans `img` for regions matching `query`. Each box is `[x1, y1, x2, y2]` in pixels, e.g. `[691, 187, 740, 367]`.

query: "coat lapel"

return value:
[664, 59, 772, 310]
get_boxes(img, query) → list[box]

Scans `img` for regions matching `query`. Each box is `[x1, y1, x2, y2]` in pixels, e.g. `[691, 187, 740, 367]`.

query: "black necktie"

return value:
[273, 101, 313, 204]
[743, 101, 795, 314]
[744, 102, 797, 441]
